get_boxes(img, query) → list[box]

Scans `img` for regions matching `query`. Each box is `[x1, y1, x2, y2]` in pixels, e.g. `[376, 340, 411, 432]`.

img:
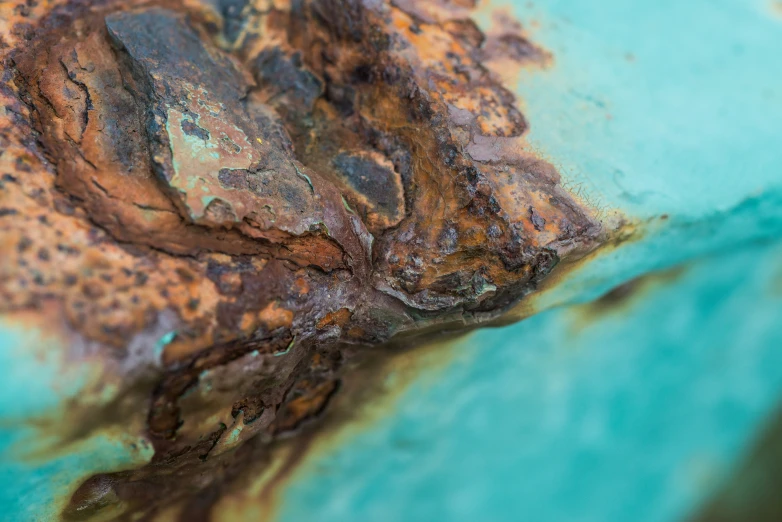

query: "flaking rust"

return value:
[0, 0, 604, 519]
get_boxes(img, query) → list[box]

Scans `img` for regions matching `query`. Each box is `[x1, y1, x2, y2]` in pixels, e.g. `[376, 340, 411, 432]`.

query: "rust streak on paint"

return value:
[567, 263, 686, 333]
[208, 332, 473, 522]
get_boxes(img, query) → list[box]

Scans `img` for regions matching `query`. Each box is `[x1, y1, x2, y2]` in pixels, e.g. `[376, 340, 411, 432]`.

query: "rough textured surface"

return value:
[0, 0, 602, 519]
[3, 1, 782, 522]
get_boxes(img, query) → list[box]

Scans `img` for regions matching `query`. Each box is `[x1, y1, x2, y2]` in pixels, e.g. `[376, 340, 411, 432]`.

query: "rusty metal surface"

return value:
[0, 0, 608, 520]
[2, 0, 782, 521]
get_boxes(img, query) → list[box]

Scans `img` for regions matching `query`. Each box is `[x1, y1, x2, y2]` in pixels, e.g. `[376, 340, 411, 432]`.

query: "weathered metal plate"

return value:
[1, 0, 781, 521]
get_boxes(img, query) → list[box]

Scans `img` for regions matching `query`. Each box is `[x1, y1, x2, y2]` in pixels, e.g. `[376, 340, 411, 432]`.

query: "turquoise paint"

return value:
[536, 190, 782, 311]
[155, 330, 178, 361]
[500, 0, 782, 220]
[274, 1, 782, 521]
[503, 0, 782, 308]
[0, 321, 154, 520]
[274, 337, 296, 357]
[1, 431, 154, 521]
[0, 320, 85, 420]
[276, 230, 782, 522]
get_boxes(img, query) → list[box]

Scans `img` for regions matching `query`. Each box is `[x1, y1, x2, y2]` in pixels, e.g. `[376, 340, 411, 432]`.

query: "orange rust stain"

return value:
[162, 331, 218, 365]
[347, 326, 365, 338]
[273, 380, 339, 434]
[293, 277, 310, 295]
[258, 302, 294, 330]
[316, 308, 352, 329]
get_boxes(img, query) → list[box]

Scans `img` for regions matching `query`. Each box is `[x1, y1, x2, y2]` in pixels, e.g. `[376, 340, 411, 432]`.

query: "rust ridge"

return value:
[0, 0, 605, 519]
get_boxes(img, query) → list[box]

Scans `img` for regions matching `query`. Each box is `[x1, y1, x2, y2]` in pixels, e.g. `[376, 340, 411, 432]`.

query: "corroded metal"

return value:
[0, 0, 604, 519]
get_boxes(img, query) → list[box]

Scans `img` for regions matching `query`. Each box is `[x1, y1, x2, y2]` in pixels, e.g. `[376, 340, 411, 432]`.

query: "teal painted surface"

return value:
[0, 320, 86, 420]
[505, 0, 782, 220]
[512, 0, 782, 309]
[0, 321, 154, 520]
[274, 1, 782, 521]
[277, 237, 782, 522]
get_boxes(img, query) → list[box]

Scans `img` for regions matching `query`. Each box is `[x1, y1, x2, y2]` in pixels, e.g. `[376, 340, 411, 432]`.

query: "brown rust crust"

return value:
[0, 0, 604, 519]
[233, 0, 598, 311]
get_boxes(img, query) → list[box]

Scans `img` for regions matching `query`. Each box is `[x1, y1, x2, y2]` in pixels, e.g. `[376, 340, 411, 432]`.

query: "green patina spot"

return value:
[224, 424, 245, 446]
[141, 209, 159, 223]
[274, 336, 296, 357]
[475, 281, 497, 298]
[311, 221, 331, 236]
[293, 163, 315, 194]
[341, 196, 355, 214]
[198, 369, 213, 393]
[154, 331, 177, 360]
[164, 107, 258, 221]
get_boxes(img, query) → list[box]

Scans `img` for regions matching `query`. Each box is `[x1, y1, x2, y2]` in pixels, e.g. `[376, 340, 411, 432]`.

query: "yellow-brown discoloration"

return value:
[567, 264, 685, 333]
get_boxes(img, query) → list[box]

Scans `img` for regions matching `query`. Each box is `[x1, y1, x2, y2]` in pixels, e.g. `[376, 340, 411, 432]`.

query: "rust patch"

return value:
[479, 7, 552, 87]
[272, 379, 340, 435]
[317, 308, 353, 329]
[257, 302, 294, 330]
[0, 0, 613, 519]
